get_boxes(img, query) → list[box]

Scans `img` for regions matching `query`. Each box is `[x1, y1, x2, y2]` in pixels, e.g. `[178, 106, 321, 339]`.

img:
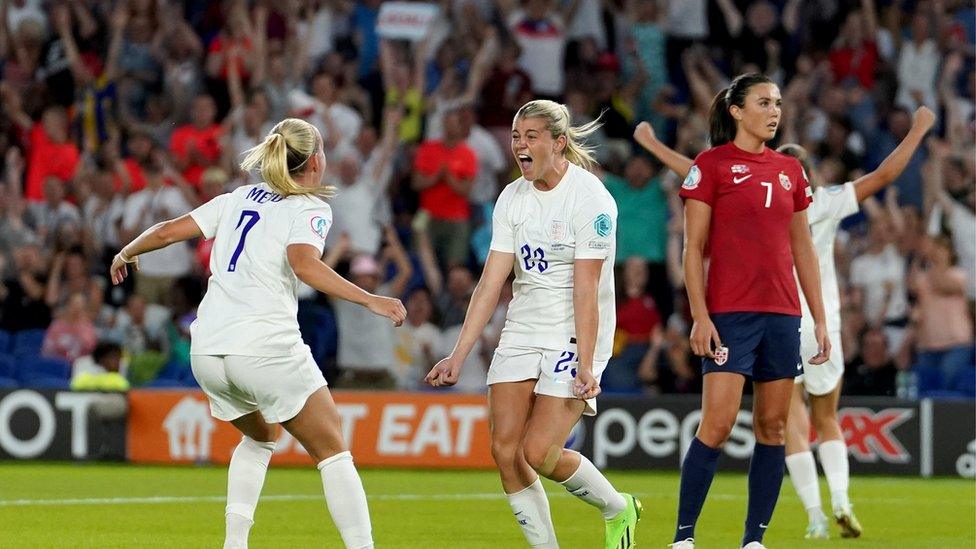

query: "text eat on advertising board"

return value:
[126, 390, 494, 468]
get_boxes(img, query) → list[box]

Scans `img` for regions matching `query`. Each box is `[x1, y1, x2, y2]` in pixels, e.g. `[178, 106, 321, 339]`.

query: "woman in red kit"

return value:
[668, 73, 830, 549]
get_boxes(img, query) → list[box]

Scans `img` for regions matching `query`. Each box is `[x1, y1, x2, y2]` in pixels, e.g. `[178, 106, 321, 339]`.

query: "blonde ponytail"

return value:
[239, 118, 335, 198]
[514, 100, 603, 171]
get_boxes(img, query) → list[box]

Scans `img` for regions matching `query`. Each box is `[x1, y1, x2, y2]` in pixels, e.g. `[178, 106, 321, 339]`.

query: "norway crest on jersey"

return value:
[779, 172, 792, 191]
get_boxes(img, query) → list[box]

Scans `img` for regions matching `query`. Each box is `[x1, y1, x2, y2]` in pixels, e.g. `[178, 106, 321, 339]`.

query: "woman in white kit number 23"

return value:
[426, 100, 642, 549]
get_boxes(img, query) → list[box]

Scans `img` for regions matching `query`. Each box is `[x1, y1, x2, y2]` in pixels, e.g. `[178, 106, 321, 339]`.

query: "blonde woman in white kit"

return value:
[426, 100, 642, 549]
[110, 118, 406, 549]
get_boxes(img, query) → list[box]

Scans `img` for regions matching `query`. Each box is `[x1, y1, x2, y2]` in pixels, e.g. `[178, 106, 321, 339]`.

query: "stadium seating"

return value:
[11, 329, 47, 356]
[15, 356, 71, 389]
[0, 329, 12, 354]
[0, 354, 17, 387]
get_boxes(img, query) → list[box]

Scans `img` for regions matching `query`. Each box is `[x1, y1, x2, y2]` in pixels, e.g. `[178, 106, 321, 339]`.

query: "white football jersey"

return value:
[189, 183, 333, 356]
[799, 182, 859, 333]
[490, 163, 617, 361]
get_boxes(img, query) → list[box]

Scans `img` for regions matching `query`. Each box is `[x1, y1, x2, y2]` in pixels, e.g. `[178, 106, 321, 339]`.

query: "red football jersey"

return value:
[679, 142, 812, 316]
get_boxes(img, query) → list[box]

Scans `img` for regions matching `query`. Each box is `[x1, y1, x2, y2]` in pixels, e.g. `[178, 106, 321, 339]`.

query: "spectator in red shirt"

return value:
[412, 108, 478, 269]
[828, 4, 880, 89]
[1, 83, 80, 201]
[169, 94, 223, 189]
[603, 257, 664, 394]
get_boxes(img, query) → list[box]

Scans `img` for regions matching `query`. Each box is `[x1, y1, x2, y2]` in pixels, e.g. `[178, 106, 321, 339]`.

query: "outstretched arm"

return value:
[288, 243, 406, 326]
[110, 215, 204, 284]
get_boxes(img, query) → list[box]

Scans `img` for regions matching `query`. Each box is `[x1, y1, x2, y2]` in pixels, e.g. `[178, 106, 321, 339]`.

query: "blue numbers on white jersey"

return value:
[520, 244, 548, 273]
[228, 209, 261, 272]
[554, 351, 577, 377]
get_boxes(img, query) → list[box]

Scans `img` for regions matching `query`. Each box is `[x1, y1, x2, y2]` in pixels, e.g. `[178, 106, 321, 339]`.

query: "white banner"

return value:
[376, 2, 440, 41]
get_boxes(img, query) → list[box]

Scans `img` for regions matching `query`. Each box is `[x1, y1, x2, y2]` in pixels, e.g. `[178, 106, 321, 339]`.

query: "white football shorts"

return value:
[796, 329, 843, 396]
[487, 345, 608, 416]
[191, 343, 327, 423]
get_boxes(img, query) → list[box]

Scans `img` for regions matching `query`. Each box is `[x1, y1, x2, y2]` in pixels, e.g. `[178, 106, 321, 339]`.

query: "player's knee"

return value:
[490, 438, 521, 471]
[811, 411, 838, 438]
[754, 414, 787, 445]
[523, 442, 562, 477]
[696, 421, 734, 448]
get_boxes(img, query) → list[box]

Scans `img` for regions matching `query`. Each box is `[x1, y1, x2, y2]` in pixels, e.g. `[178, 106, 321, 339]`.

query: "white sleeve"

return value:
[189, 193, 230, 239]
[573, 192, 617, 260]
[288, 202, 333, 254]
[808, 183, 859, 224]
[489, 186, 516, 253]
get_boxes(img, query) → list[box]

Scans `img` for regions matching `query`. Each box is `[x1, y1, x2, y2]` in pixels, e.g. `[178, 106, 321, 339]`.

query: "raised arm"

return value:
[634, 122, 694, 178]
[790, 210, 831, 364]
[288, 243, 406, 325]
[425, 250, 515, 387]
[852, 106, 935, 202]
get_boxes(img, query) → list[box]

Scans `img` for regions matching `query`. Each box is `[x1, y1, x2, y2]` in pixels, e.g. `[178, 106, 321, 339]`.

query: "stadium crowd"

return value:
[0, 0, 972, 398]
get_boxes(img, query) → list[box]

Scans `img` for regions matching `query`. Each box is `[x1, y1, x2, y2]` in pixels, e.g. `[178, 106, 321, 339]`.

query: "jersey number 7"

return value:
[228, 210, 261, 272]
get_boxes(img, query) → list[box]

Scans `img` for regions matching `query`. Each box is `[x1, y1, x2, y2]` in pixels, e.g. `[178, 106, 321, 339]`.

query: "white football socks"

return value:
[785, 450, 827, 522]
[224, 436, 276, 549]
[818, 440, 851, 512]
[559, 453, 627, 520]
[318, 451, 374, 548]
[507, 477, 559, 547]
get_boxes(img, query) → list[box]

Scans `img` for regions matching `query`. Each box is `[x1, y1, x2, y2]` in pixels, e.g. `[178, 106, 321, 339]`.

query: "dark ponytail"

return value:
[707, 73, 775, 147]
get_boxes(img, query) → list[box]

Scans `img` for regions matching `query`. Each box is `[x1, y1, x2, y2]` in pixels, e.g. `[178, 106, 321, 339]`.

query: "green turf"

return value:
[0, 463, 973, 547]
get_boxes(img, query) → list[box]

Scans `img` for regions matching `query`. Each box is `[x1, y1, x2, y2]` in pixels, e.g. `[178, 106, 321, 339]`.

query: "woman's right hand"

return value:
[633, 121, 657, 147]
[425, 356, 462, 388]
[366, 295, 406, 327]
[689, 316, 722, 359]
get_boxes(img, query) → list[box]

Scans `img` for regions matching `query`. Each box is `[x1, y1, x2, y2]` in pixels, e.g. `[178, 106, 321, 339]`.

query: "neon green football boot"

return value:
[605, 493, 642, 549]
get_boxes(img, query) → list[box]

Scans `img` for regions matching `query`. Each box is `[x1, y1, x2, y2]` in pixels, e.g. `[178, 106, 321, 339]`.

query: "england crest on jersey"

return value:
[549, 220, 567, 242]
[779, 172, 792, 191]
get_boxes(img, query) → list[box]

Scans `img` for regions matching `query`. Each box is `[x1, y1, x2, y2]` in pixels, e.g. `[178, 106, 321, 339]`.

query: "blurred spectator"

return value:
[828, 1, 880, 89]
[41, 292, 98, 363]
[392, 286, 442, 391]
[0, 95, 80, 202]
[604, 258, 664, 394]
[0, 243, 50, 331]
[844, 328, 898, 396]
[412, 107, 478, 269]
[26, 177, 80, 247]
[120, 160, 195, 305]
[501, 0, 572, 100]
[169, 94, 222, 187]
[850, 216, 909, 351]
[113, 293, 169, 386]
[331, 227, 412, 389]
[909, 236, 975, 394]
[326, 109, 400, 256]
[71, 340, 129, 392]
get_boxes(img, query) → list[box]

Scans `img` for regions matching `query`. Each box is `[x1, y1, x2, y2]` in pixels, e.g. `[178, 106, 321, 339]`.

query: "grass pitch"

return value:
[0, 463, 973, 548]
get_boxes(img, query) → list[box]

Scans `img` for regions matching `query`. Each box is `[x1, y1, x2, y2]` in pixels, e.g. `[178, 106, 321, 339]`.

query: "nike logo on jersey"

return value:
[733, 175, 753, 184]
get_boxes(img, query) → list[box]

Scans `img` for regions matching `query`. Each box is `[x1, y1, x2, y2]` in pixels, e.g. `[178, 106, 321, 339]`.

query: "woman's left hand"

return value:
[809, 324, 831, 365]
[110, 252, 139, 285]
[573, 367, 601, 400]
